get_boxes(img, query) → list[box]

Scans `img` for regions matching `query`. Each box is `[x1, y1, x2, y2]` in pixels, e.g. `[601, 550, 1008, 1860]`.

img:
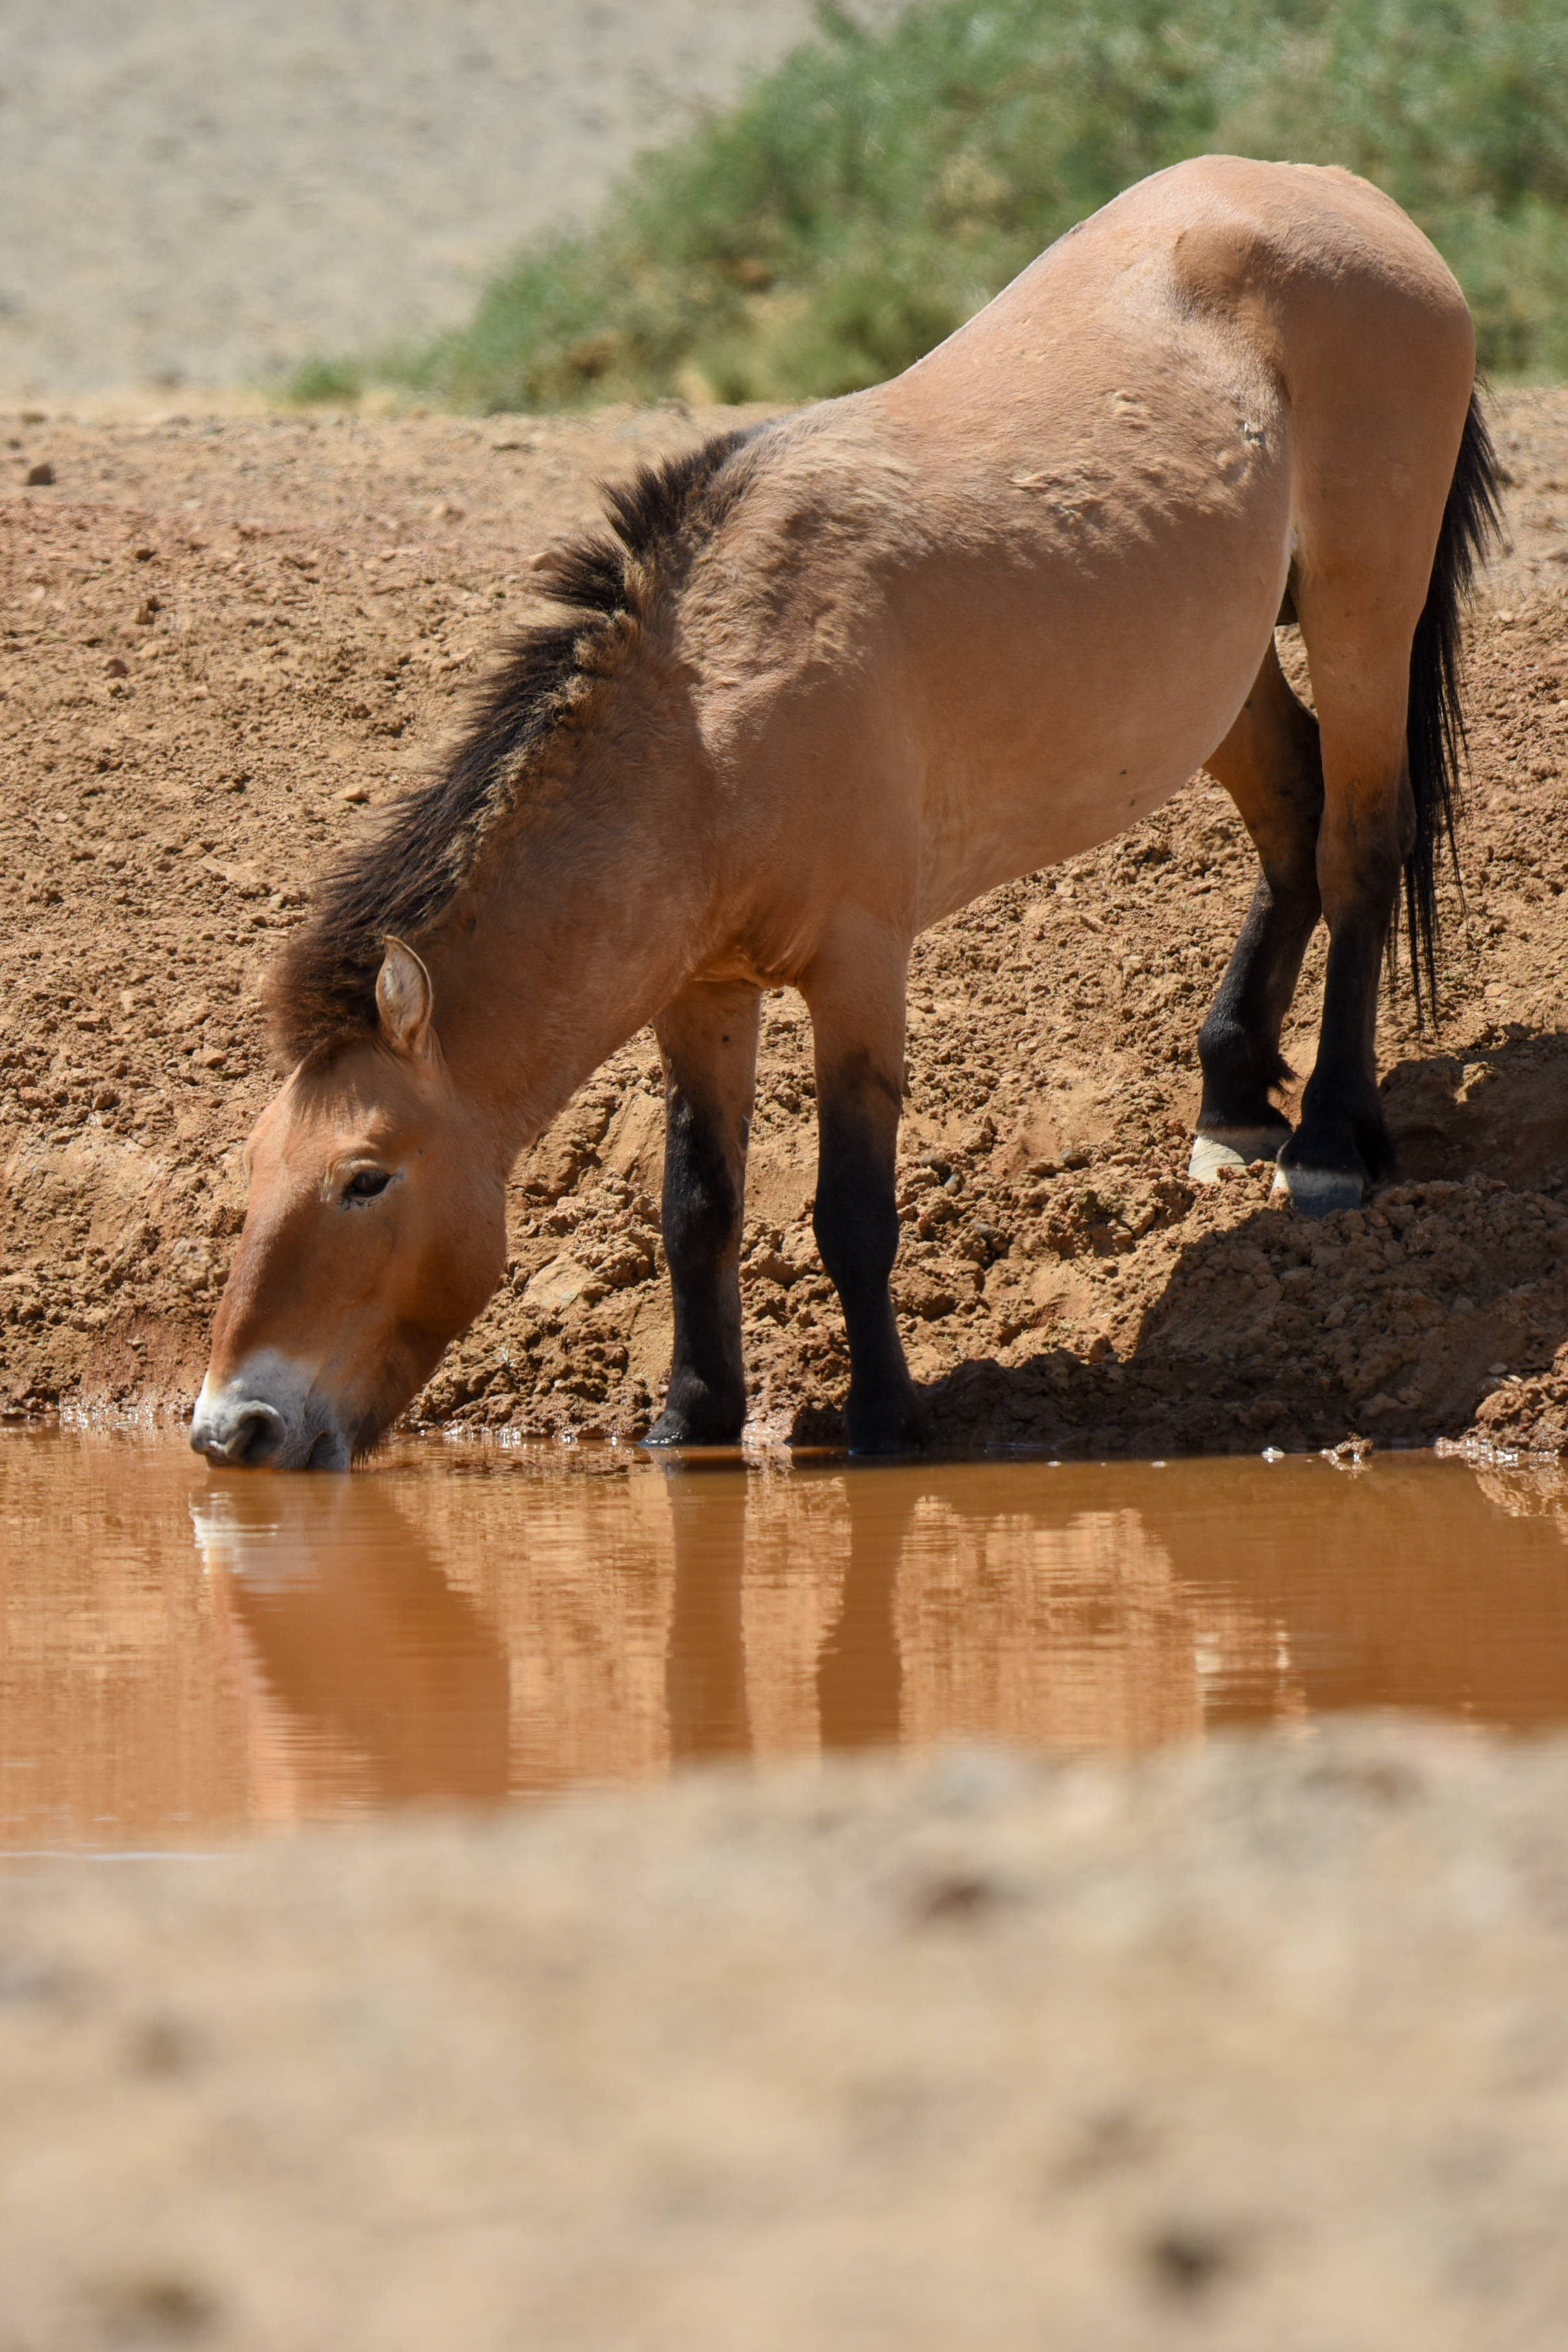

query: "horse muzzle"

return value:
[190, 1355, 353, 1471]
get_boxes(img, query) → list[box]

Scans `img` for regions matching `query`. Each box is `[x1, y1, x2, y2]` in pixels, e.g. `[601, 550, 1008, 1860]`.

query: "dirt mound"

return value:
[3, 392, 1567, 1455]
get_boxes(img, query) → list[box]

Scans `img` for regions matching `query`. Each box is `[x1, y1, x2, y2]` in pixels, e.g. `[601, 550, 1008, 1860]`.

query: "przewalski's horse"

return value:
[192, 155, 1500, 1470]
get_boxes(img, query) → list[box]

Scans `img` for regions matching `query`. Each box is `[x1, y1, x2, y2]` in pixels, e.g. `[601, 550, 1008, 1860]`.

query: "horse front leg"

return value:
[644, 979, 761, 1445]
[803, 917, 927, 1455]
[1192, 638, 1324, 1182]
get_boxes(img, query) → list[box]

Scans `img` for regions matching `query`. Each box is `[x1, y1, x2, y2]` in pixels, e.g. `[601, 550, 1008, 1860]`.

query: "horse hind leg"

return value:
[1271, 371, 1498, 1214]
[1191, 636, 1324, 1183]
[644, 979, 761, 1446]
[1269, 608, 1413, 1215]
[1276, 386, 1495, 1214]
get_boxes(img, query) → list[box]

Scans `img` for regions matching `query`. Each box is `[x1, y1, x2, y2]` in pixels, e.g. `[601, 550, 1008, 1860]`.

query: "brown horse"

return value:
[192, 155, 1500, 1470]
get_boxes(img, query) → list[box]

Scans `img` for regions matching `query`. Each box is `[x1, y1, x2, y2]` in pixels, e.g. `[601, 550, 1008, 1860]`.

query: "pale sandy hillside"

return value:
[0, 0, 901, 399]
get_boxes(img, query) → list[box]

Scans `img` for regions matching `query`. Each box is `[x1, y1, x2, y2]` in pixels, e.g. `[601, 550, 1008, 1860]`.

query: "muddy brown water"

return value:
[3, 1427, 1567, 1851]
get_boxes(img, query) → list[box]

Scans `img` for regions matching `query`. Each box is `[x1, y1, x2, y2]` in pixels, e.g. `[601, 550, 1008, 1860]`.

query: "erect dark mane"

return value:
[267, 426, 758, 1066]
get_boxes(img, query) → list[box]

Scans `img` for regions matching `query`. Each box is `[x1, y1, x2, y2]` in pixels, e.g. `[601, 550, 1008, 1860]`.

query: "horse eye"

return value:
[343, 1168, 392, 1202]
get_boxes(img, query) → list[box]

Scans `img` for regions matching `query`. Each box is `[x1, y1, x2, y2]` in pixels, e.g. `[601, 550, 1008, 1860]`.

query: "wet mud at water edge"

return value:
[5, 392, 1568, 1453]
[6, 1427, 1568, 1851]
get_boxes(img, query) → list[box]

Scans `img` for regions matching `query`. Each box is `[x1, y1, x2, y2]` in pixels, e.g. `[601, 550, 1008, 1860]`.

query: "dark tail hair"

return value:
[1399, 386, 1504, 1022]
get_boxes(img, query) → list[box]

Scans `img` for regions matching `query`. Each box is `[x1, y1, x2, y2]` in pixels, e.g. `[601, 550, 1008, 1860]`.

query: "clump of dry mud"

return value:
[3, 393, 1567, 1455]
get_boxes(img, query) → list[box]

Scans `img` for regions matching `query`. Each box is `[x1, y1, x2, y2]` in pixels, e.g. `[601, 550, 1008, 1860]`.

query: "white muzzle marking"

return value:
[190, 1352, 350, 1471]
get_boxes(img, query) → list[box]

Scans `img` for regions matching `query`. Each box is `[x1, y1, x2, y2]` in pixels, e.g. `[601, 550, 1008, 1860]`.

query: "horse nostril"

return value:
[194, 1401, 286, 1468]
[229, 1407, 284, 1466]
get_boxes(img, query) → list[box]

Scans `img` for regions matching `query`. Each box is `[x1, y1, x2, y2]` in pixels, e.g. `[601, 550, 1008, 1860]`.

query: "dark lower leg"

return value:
[645, 982, 760, 1445]
[1196, 639, 1325, 1157]
[1278, 579, 1428, 1210]
[1278, 897, 1397, 1205]
[814, 1062, 926, 1455]
[1195, 871, 1321, 1140]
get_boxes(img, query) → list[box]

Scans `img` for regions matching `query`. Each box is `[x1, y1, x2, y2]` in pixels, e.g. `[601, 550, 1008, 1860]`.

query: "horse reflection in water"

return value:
[649, 1455, 1568, 1766]
[660, 1463, 912, 1760]
[658, 1463, 1230, 1761]
[662, 1464, 752, 1763]
[1138, 1458, 1568, 1730]
[192, 1475, 510, 1815]
[190, 1453, 1568, 1816]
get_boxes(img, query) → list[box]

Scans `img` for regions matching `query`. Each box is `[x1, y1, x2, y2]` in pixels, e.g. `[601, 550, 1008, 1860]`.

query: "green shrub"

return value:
[293, 0, 1568, 410]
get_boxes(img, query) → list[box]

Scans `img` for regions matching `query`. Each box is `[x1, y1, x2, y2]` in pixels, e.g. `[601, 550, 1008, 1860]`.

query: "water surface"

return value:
[3, 1427, 1566, 1849]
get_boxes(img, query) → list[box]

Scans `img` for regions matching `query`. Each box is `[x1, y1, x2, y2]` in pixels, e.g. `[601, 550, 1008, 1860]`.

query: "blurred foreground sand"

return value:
[4, 1720, 1567, 2349]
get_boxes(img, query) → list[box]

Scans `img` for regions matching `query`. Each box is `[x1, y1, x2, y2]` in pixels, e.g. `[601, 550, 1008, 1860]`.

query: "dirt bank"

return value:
[2, 1718, 1567, 2350]
[2, 390, 1567, 1455]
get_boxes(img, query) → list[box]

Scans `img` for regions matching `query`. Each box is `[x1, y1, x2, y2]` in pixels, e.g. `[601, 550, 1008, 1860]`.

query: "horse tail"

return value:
[1400, 385, 1505, 1021]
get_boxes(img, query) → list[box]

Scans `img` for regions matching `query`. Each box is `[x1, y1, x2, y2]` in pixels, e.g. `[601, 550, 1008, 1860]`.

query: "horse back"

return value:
[680, 158, 1476, 954]
[884, 154, 1475, 606]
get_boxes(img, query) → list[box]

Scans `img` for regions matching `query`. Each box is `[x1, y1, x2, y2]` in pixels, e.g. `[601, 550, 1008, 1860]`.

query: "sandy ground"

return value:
[0, 0, 900, 400]
[2, 1716, 1567, 2350]
[3, 388, 1568, 1455]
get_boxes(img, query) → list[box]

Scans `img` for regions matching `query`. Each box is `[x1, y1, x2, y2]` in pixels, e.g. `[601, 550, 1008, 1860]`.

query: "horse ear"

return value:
[375, 938, 436, 1060]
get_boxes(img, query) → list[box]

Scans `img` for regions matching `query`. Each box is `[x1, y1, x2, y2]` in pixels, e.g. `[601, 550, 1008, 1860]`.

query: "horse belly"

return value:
[910, 473, 1290, 926]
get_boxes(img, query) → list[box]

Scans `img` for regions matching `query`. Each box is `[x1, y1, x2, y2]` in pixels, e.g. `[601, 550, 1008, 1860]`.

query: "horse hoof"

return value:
[640, 1409, 742, 1447]
[1188, 1128, 1289, 1184]
[1271, 1163, 1364, 1216]
[845, 1396, 930, 1457]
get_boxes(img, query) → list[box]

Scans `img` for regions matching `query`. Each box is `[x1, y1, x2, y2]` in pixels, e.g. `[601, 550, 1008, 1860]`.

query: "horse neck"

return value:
[422, 726, 704, 1164]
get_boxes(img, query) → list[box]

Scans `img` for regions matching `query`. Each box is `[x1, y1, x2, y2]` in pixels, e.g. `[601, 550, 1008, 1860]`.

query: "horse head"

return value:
[190, 939, 506, 1469]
